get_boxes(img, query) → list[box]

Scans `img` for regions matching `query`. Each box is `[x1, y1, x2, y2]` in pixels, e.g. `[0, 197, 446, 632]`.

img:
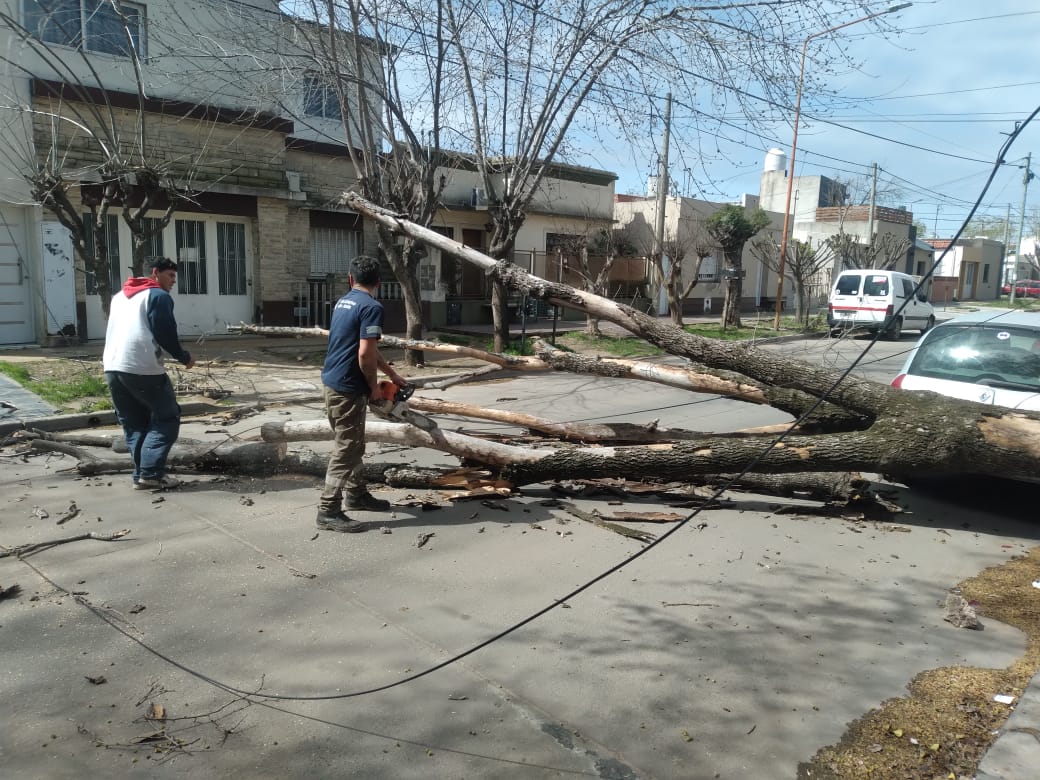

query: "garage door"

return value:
[0, 206, 34, 344]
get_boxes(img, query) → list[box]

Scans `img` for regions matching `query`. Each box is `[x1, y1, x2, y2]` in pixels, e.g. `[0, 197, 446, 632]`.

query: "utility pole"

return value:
[653, 93, 672, 317]
[1002, 203, 1011, 295]
[1010, 152, 1034, 305]
[866, 162, 878, 243]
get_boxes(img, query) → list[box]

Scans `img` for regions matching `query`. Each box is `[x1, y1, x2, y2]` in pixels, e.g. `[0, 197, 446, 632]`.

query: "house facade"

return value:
[613, 193, 786, 316]
[414, 162, 619, 328]
[0, 0, 382, 345]
[926, 237, 1003, 302]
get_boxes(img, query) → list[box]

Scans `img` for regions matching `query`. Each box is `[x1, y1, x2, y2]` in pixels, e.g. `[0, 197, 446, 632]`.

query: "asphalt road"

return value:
[2, 333, 1037, 779]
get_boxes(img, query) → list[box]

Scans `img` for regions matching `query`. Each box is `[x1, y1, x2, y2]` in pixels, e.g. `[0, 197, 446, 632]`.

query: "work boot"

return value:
[344, 491, 391, 511]
[316, 508, 366, 533]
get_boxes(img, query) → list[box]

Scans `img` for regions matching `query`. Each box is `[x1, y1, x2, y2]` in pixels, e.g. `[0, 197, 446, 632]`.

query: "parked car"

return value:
[892, 309, 1040, 411]
[827, 269, 935, 339]
[1001, 280, 1040, 297]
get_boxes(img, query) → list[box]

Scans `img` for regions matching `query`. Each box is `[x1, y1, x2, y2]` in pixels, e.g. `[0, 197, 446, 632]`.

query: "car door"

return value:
[861, 273, 891, 327]
[900, 277, 921, 324]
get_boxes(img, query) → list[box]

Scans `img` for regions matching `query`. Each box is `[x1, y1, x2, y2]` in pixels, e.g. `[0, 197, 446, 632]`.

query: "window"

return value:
[303, 74, 342, 120]
[310, 226, 359, 275]
[176, 219, 207, 295]
[863, 276, 889, 296]
[697, 256, 719, 282]
[835, 274, 862, 296]
[24, 0, 146, 57]
[141, 216, 164, 264]
[83, 213, 121, 295]
[982, 264, 990, 283]
[216, 222, 247, 295]
[419, 263, 437, 291]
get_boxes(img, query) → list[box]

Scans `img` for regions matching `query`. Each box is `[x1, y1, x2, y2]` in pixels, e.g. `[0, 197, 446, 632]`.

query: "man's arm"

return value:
[146, 291, 194, 368]
[358, 338, 382, 400]
[376, 351, 406, 386]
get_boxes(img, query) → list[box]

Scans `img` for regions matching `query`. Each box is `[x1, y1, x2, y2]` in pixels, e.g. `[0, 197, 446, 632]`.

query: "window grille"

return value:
[83, 213, 120, 295]
[176, 219, 207, 295]
[217, 222, 247, 295]
[310, 226, 359, 275]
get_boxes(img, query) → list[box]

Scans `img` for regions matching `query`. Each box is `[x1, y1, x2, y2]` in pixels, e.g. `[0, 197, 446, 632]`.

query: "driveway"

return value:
[1, 339, 1037, 778]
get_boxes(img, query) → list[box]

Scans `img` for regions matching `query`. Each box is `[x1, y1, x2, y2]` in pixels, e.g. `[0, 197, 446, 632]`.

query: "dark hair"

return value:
[150, 258, 178, 273]
[350, 255, 381, 286]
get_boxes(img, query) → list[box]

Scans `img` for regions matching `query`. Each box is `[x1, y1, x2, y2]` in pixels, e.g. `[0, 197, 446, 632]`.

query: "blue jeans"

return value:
[105, 372, 181, 481]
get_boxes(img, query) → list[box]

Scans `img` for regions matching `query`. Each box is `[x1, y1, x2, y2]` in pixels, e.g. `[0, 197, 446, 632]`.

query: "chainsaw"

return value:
[370, 380, 438, 431]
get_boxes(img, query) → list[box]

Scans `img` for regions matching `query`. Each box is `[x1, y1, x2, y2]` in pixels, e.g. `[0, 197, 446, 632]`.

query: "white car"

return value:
[892, 309, 1040, 411]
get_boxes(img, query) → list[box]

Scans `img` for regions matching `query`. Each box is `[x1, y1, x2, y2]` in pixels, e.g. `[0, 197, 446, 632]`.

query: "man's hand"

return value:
[184, 356, 196, 369]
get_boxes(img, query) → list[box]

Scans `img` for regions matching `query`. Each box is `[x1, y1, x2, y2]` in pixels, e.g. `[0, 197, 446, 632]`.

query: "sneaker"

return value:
[316, 509, 366, 533]
[344, 491, 391, 511]
[134, 475, 183, 490]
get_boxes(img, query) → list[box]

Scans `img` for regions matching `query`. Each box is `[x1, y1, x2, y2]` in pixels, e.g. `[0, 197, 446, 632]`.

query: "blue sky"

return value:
[598, 0, 1040, 241]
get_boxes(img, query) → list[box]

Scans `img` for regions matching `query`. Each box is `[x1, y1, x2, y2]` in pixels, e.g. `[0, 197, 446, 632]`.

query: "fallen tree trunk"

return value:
[342, 192, 1040, 483]
[0, 401, 229, 438]
[31, 440, 289, 476]
[229, 324, 862, 431]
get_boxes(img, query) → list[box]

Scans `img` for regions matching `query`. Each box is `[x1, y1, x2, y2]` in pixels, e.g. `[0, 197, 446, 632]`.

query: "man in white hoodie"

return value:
[102, 258, 195, 490]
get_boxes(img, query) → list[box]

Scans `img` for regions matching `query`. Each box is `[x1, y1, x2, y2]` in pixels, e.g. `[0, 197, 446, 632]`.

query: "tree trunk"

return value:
[721, 250, 742, 330]
[341, 192, 1040, 484]
[490, 277, 510, 352]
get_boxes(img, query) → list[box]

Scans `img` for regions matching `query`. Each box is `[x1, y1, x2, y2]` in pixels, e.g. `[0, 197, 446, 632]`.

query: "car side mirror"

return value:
[917, 293, 928, 303]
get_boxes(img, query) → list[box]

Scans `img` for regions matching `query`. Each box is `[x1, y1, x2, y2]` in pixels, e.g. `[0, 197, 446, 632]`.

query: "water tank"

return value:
[764, 148, 787, 173]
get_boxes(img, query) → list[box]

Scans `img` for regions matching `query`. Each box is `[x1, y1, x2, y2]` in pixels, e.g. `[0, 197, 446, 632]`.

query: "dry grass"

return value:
[799, 546, 1040, 779]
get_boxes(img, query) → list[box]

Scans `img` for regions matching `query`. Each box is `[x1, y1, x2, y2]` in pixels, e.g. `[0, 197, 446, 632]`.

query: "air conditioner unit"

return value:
[471, 188, 489, 210]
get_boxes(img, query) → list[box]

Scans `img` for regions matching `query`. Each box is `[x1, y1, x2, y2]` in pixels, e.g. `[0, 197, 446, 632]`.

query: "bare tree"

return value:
[625, 221, 715, 326]
[0, 1, 248, 313]
[438, 0, 894, 351]
[282, 0, 453, 365]
[751, 236, 832, 325]
[827, 229, 911, 271]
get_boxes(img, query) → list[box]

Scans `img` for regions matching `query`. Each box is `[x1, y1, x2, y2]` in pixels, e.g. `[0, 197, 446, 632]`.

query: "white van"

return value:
[827, 269, 935, 339]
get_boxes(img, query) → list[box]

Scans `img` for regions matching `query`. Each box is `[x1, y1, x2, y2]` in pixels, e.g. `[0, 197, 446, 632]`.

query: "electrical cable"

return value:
[30, 105, 1039, 705]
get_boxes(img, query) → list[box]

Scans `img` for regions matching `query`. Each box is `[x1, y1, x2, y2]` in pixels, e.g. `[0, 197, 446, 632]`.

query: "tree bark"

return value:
[340, 193, 1040, 483]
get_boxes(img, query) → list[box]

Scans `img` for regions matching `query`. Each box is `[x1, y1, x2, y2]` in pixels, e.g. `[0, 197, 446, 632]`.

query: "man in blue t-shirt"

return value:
[318, 256, 407, 532]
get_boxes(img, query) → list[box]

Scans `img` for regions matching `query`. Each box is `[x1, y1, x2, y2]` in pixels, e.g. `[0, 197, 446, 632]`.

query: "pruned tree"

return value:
[0, 2, 201, 312]
[705, 205, 769, 330]
[751, 236, 832, 325]
[828, 228, 911, 271]
[625, 219, 715, 326]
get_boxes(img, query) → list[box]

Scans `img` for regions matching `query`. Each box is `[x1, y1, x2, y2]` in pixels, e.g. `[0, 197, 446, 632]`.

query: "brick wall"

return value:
[33, 98, 287, 190]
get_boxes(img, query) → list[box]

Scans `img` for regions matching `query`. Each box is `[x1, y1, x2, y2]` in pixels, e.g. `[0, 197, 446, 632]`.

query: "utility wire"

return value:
[39, 106, 1040, 704]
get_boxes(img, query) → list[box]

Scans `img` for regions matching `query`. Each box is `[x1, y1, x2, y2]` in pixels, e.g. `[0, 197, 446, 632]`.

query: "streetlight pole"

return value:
[773, 3, 912, 329]
[1010, 152, 1034, 305]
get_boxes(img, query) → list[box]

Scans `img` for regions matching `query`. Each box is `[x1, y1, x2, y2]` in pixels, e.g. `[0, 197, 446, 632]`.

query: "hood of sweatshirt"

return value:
[122, 277, 161, 298]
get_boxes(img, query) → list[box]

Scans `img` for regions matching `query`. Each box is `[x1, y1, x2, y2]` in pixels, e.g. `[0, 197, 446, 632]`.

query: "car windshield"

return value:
[908, 323, 1040, 391]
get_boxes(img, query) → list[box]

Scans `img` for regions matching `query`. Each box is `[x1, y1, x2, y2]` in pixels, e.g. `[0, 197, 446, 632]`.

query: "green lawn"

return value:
[0, 360, 112, 410]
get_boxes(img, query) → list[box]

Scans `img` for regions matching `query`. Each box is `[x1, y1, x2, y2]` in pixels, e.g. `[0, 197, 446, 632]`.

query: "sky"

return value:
[596, 0, 1040, 244]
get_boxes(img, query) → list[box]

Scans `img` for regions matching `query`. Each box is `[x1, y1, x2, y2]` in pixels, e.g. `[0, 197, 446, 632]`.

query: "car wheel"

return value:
[885, 317, 903, 340]
[922, 315, 935, 333]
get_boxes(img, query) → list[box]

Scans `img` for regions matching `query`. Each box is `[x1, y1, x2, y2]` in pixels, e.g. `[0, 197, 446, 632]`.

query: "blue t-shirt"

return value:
[321, 288, 384, 394]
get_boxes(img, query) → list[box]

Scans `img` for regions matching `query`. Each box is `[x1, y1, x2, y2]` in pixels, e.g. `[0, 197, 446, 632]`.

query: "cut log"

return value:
[31, 440, 289, 476]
